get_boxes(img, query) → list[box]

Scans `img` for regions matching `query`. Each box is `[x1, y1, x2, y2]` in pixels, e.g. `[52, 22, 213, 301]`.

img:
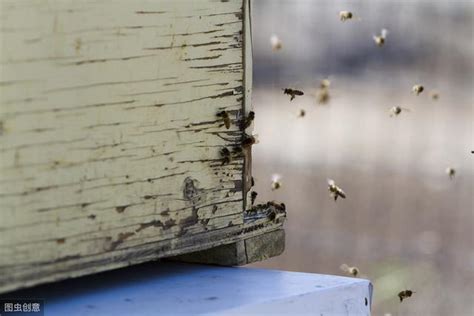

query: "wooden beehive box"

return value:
[0, 0, 285, 293]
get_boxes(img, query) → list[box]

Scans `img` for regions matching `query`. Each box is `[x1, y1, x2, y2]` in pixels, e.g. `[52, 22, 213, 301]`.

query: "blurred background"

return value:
[248, 0, 473, 315]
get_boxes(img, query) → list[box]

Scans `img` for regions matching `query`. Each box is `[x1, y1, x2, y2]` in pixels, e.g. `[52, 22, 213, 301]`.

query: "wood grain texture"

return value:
[0, 0, 281, 293]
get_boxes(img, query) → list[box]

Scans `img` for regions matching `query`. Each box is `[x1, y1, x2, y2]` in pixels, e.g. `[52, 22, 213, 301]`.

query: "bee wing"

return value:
[327, 179, 335, 186]
[401, 107, 412, 112]
[252, 134, 260, 144]
[381, 28, 388, 38]
[338, 188, 346, 198]
[339, 263, 349, 272]
[272, 174, 282, 182]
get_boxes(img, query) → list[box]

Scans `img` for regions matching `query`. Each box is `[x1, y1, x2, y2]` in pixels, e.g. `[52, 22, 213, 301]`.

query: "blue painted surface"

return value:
[1, 262, 372, 315]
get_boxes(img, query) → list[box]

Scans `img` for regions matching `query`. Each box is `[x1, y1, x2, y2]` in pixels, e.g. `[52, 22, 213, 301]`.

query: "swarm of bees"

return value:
[373, 29, 388, 47]
[271, 174, 283, 191]
[446, 167, 456, 179]
[340, 264, 359, 277]
[398, 290, 415, 302]
[283, 88, 304, 101]
[412, 84, 424, 96]
[270, 34, 283, 51]
[216, 110, 231, 129]
[234, 9, 458, 314]
[389, 106, 411, 117]
[327, 179, 346, 201]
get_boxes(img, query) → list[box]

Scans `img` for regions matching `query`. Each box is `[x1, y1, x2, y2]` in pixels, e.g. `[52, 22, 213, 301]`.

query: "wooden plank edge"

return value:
[0, 203, 286, 294]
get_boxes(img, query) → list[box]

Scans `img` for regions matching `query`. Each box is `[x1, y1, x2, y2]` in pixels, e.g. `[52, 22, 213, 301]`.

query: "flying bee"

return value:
[216, 110, 231, 129]
[412, 84, 424, 95]
[314, 79, 331, 105]
[373, 28, 388, 47]
[340, 264, 359, 277]
[283, 88, 304, 101]
[446, 167, 456, 179]
[270, 34, 283, 51]
[328, 179, 346, 201]
[429, 90, 440, 100]
[320, 79, 331, 89]
[297, 109, 306, 118]
[389, 106, 411, 117]
[271, 174, 282, 191]
[339, 11, 354, 22]
[241, 111, 255, 129]
[250, 191, 258, 206]
[317, 87, 330, 105]
[398, 290, 415, 302]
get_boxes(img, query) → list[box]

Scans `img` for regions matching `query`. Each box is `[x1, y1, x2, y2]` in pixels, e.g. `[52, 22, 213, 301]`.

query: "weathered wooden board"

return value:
[0, 0, 284, 293]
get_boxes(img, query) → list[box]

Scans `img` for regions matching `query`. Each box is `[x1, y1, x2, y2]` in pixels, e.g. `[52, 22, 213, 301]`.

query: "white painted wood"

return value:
[0, 0, 270, 293]
[15, 262, 372, 316]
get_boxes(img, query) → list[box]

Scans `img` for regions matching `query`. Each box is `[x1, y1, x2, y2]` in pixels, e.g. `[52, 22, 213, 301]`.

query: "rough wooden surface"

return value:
[170, 229, 285, 266]
[0, 0, 284, 294]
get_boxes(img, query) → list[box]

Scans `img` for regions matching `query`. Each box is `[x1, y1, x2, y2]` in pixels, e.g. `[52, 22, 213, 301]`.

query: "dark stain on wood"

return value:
[116, 205, 129, 213]
[136, 219, 176, 232]
[109, 232, 135, 251]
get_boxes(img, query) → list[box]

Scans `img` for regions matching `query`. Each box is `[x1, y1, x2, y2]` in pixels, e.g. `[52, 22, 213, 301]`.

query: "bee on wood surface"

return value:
[446, 167, 456, 179]
[339, 11, 354, 22]
[267, 200, 286, 212]
[389, 106, 411, 117]
[220, 147, 232, 165]
[271, 174, 282, 191]
[328, 179, 346, 201]
[216, 110, 231, 129]
[283, 88, 304, 101]
[297, 109, 306, 118]
[398, 290, 415, 302]
[241, 111, 255, 129]
[250, 191, 258, 206]
[373, 29, 388, 47]
[429, 90, 440, 100]
[220, 147, 243, 165]
[340, 264, 359, 277]
[242, 133, 259, 148]
[270, 34, 283, 51]
[412, 84, 424, 96]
